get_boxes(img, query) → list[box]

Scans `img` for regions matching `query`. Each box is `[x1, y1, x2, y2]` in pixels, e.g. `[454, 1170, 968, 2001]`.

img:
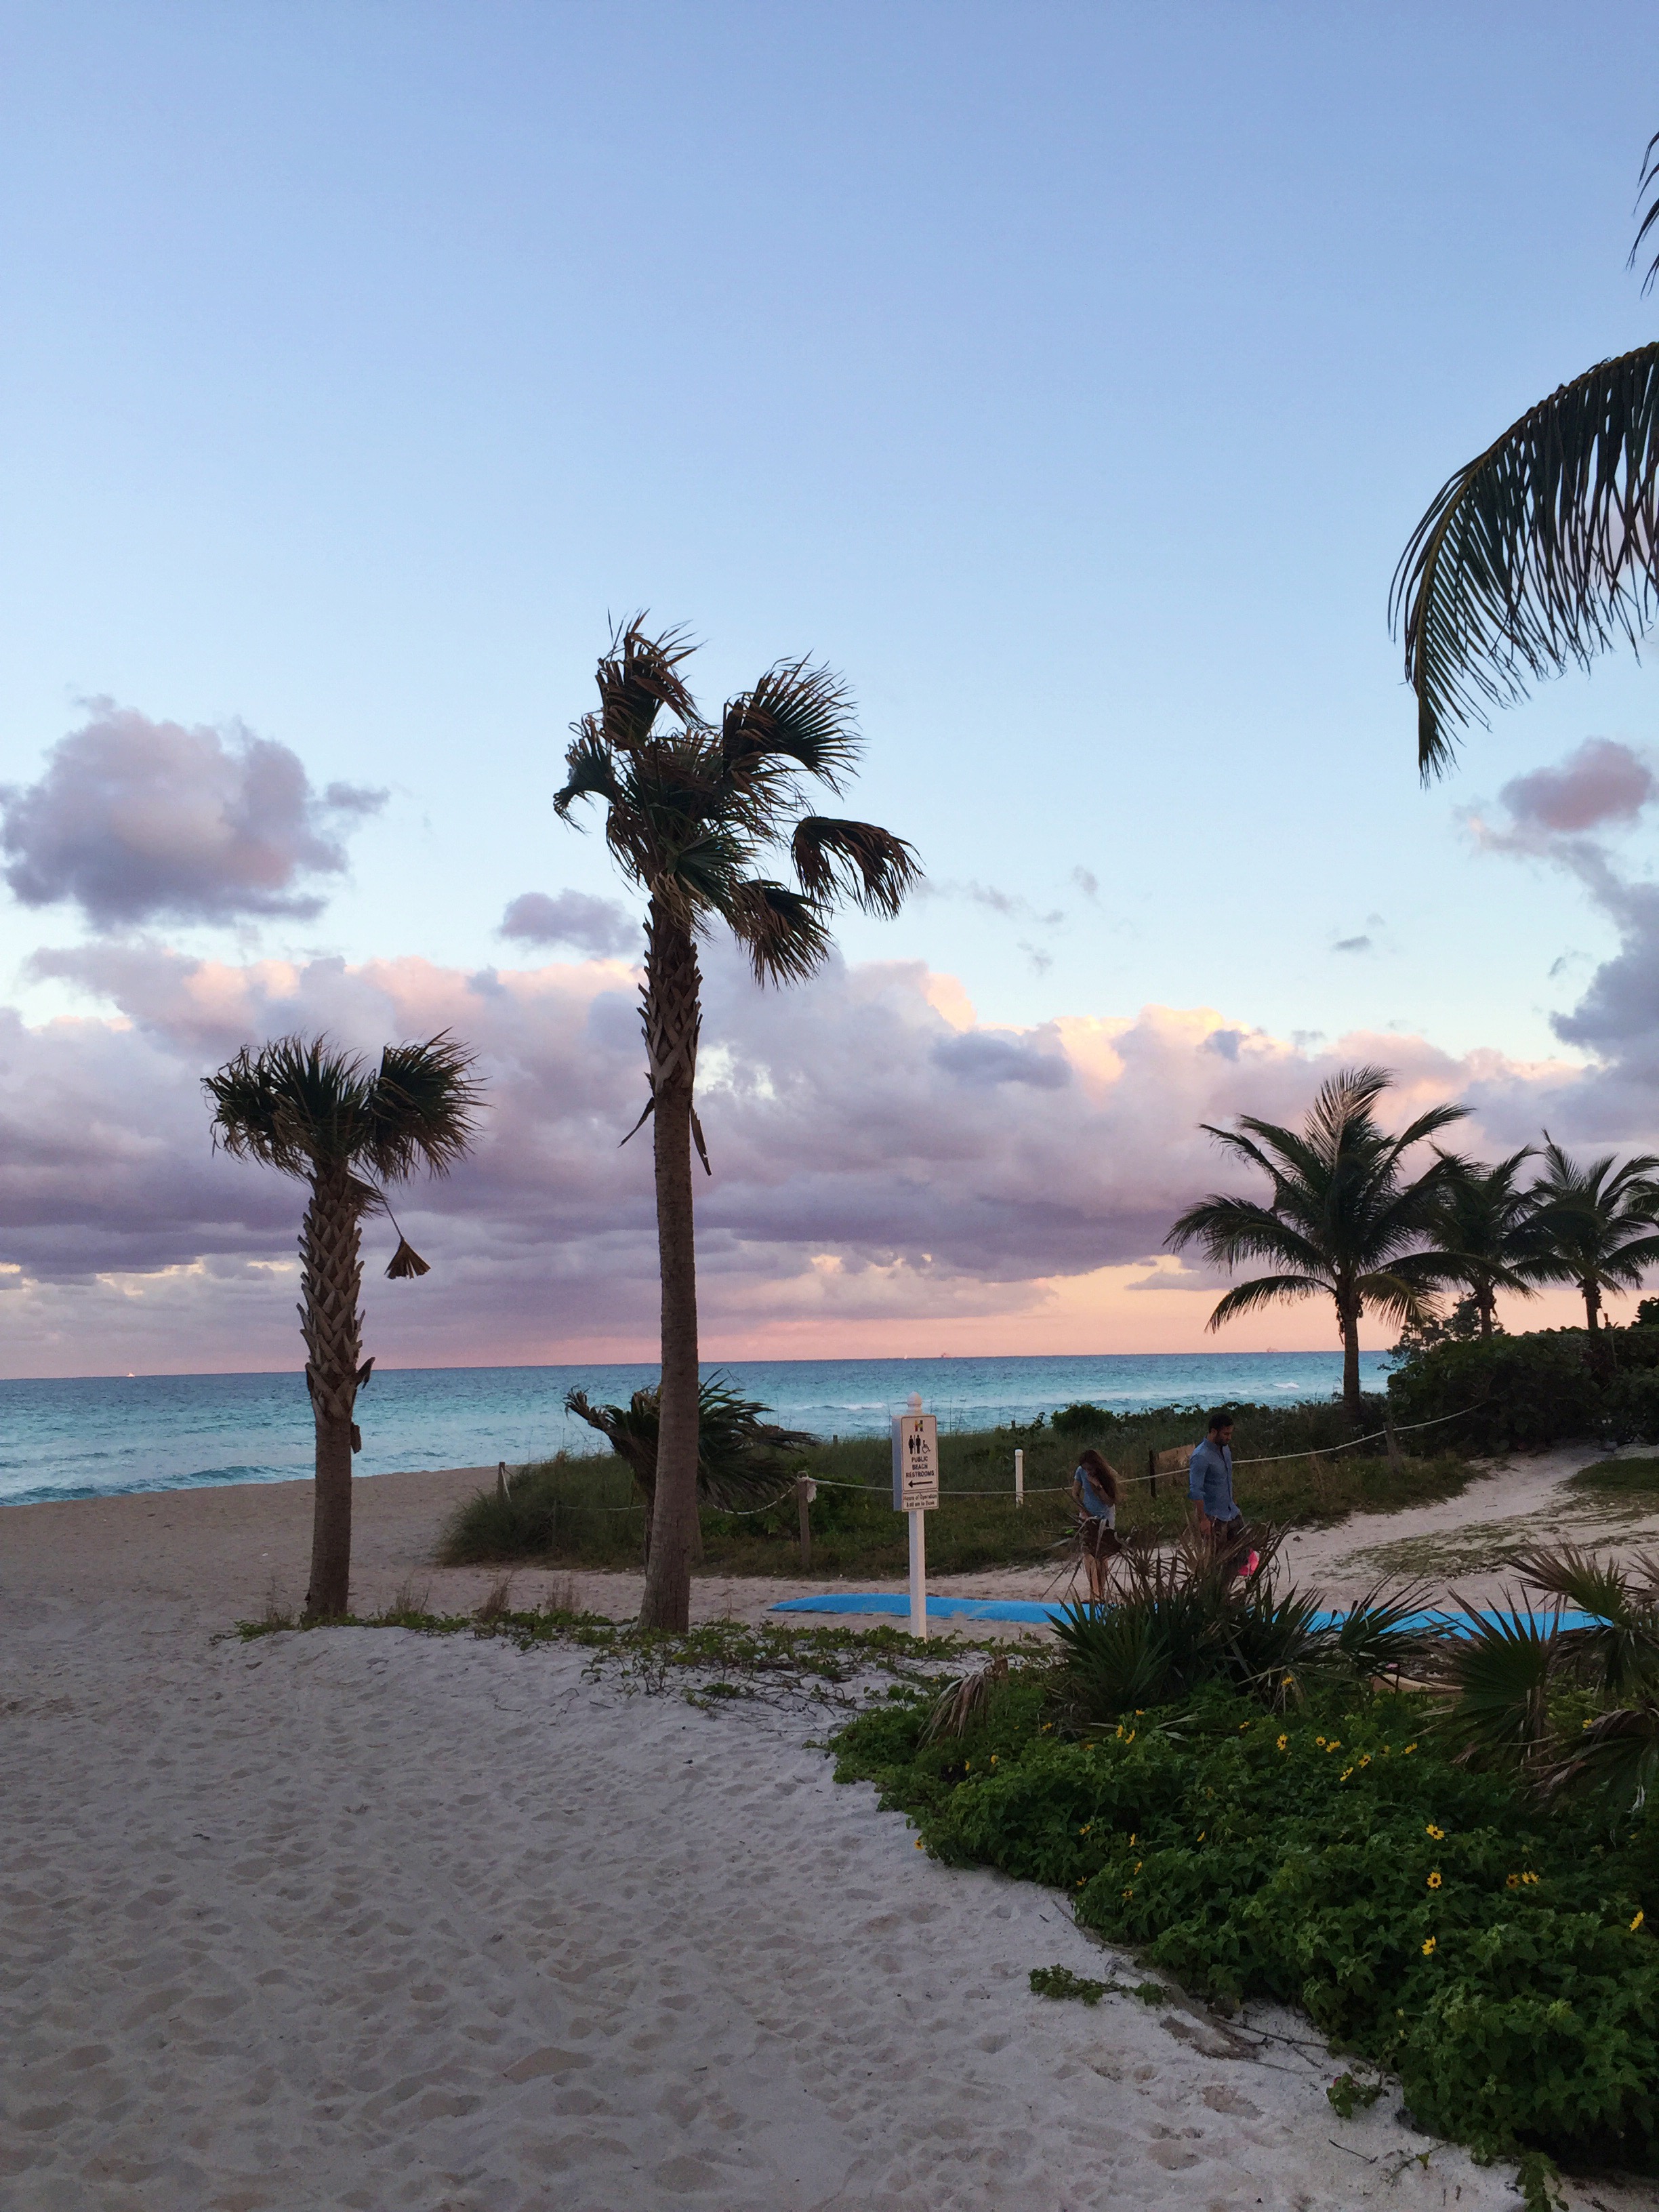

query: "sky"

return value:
[5, 1, 1659, 1376]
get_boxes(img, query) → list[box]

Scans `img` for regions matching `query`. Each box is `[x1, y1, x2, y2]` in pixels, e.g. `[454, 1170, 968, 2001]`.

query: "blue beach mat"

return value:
[769, 1593, 1599, 1633]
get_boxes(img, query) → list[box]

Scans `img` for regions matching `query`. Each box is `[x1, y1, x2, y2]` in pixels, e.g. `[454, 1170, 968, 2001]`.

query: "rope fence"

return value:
[495, 1400, 1488, 1519]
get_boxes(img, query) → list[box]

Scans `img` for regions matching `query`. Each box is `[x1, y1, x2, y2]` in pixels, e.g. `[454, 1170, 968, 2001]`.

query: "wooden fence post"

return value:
[1146, 1448, 1158, 1500]
[796, 1473, 813, 1571]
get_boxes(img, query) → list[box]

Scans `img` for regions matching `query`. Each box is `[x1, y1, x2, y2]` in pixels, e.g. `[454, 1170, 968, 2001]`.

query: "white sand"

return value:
[4, 1464, 1658, 2210]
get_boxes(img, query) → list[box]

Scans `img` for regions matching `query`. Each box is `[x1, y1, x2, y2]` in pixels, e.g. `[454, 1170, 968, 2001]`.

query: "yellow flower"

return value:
[1404, 1742, 1417, 1755]
[1076, 1878, 1087, 1887]
[1633, 1910, 1646, 1932]
[1079, 1823, 1092, 1836]
[1425, 1824, 1443, 1840]
[1358, 1755, 1371, 1768]
[1427, 1871, 1442, 1890]
[1340, 1768, 1353, 1781]
[1197, 1831, 1206, 1843]
[1276, 1734, 1289, 1751]
[1240, 1720, 1252, 1732]
[915, 1839, 924, 1849]
[1507, 1874, 1519, 1889]
[1326, 1740, 1341, 1753]
[1421, 1936, 1436, 1957]
[1281, 1675, 1294, 1687]
[1122, 1886, 1134, 1901]
[1523, 1871, 1540, 1886]
[1124, 1729, 1136, 1745]
[1133, 1860, 1142, 1873]
[1129, 1833, 1136, 1845]
[989, 1755, 998, 1766]
[1315, 1736, 1327, 1747]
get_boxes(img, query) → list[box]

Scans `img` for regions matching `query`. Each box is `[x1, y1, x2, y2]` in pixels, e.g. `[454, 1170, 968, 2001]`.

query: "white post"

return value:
[909, 1505, 927, 1641]
[1014, 1446, 1024, 1508]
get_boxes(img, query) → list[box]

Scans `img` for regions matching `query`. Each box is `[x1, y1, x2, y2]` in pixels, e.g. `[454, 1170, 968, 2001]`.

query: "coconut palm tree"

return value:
[1168, 1065, 1467, 1424]
[1392, 129, 1659, 775]
[1425, 1147, 1553, 1338]
[556, 617, 920, 1631]
[1526, 1135, 1659, 1335]
[204, 1032, 481, 1618]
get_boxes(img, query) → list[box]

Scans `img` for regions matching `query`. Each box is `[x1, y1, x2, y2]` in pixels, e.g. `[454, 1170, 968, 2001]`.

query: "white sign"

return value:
[891, 1413, 939, 1511]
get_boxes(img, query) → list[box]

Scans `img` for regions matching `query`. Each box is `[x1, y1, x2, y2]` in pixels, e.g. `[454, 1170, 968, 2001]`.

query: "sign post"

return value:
[1014, 1446, 1024, 1508]
[891, 1391, 939, 1640]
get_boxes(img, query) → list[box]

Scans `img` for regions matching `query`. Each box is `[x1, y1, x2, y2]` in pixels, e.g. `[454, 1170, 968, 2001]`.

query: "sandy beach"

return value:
[5, 1460, 1659, 2211]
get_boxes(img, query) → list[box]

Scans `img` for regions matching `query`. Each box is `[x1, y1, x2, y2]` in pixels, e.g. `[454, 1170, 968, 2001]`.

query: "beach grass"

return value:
[437, 1399, 1477, 1576]
[1567, 1454, 1659, 1495]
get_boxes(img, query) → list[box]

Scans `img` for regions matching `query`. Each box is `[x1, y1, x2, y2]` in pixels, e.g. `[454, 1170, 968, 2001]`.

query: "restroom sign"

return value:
[891, 1413, 939, 1510]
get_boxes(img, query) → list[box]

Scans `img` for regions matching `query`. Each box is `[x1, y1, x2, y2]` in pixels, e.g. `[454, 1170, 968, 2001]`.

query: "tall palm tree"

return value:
[1425, 1147, 1552, 1338]
[204, 1032, 481, 1619]
[1527, 1135, 1659, 1334]
[1392, 129, 1659, 775]
[1168, 1065, 1467, 1424]
[556, 617, 920, 1631]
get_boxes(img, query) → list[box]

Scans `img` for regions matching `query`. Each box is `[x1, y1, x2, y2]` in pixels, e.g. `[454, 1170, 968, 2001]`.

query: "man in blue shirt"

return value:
[1189, 1410, 1248, 1568]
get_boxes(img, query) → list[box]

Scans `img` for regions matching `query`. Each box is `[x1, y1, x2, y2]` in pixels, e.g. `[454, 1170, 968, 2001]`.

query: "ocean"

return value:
[0, 1351, 1395, 1509]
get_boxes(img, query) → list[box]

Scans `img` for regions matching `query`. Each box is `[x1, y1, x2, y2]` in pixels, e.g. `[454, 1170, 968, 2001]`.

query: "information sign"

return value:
[891, 1412, 939, 1511]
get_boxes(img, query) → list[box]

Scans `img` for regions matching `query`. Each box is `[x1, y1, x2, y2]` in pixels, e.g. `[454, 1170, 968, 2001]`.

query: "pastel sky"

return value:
[5, 2, 1659, 1376]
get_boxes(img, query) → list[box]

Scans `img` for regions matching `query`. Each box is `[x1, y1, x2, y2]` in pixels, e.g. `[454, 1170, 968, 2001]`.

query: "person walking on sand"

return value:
[1070, 1447, 1123, 1603]
[1188, 1410, 1254, 1577]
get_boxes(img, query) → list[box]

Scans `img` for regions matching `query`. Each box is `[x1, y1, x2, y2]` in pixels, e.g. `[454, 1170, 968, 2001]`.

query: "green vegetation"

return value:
[834, 1672, 1659, 2192]
[832, 1536, 1659, 2196]
[1389, 1322, 1659, 1451]
[1027, 1963, 1168, 2007]
[437, 1397, 1476, 1575]
[1570, 1457, 1659, 1496]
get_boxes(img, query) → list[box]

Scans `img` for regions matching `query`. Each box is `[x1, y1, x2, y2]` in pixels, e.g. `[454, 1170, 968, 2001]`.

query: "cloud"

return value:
[0, 704, 386, 928]
[498, 890, 638, 959]
[1473, 737, 1656, 856]
[0, 932, 1607, 1376]
[1333, 935, 1372, 955]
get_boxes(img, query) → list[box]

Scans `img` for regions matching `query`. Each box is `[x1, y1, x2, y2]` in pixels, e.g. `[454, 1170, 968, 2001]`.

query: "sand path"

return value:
[3, 1463, 1658, 2209]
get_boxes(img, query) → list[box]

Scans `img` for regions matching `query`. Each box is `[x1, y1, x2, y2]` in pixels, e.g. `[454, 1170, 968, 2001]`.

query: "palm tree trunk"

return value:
[1583, 1277, 1601, 1333]
[639, 900, 703, 1633]
[1477, 1288, 1495, 1339]
[1340, 1303, 1363, 1427]
[299, 1164, 365, 1620]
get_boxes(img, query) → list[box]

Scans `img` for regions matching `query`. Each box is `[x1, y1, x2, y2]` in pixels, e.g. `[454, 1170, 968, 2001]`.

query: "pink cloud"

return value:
[0, 936, 1616, 1377]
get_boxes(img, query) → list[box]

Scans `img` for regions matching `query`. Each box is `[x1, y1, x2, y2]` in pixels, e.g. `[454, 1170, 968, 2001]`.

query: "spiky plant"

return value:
[1527, 1136, 1659, 1334]
[1168, 1065, 1467, 1423]
[555, 617, 920, 1630]
[564, 1373, 817, 1555]
[1435, 1547, 1659, 1811]
[204, 1032, 481, 1618]
[1425, 1147, 1553, 1338]
[1393, 129, 1659, 775]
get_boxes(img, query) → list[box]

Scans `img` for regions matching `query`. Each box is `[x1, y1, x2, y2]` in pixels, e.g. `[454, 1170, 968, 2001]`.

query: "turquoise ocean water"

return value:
[0, 1351, 1393, 1509]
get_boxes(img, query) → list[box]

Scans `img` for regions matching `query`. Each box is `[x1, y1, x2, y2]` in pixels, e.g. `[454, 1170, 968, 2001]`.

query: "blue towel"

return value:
[768, 1593, 1598, 1633]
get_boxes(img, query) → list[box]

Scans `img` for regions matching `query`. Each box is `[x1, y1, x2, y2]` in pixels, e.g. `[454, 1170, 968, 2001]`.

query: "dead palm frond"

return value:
[922, 1655, 1012, 1743]
[565, 1373, 817, 1515]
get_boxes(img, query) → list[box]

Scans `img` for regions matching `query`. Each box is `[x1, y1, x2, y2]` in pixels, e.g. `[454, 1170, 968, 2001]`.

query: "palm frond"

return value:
[1391, 342, 1659, 777]
[1206, 1273, 1331, 1328]
[554, 722, 624, 821]
[790, 816, 922, 916]
[594, 615, 700, 752]
[367, 1032, 485, 1183]
[1431, 1595, 1558, 1771]
[718, 658, 860, 790]
[1168, 1194, 1328, 1278]
[1332, 1580, 1446, 1683]
[1543, 1698, 1659, 1811]
[1630, 128, 1659, 293]
[203, 1034, 373, 1178]
[722, 878, 834, 985]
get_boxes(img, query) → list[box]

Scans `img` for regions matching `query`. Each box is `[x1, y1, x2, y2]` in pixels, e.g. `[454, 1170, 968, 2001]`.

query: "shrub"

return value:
[1388, 1331, 1601, 1451]
[834, 1679, 1659, 2179]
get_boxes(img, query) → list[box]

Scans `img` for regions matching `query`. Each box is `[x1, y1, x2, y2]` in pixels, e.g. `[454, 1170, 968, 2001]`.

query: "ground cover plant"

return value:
[831, 1544, 1659, 2205]
[1569, 1457, 1659, 1496]
[438, 1396, 1475, 1576]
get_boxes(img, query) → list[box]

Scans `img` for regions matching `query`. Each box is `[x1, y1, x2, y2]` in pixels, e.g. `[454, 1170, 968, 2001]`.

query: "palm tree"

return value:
[204, 1033, 481, 1618]
[565, 1374, 817, 1559]
[1168, 1065, 1467, 1425]
[1425, 1147, 1552, 1338]
[1392, 129, 1659, 775]
[556, 617, 920, 1631]
[1526, 1135, 1659, 1335]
